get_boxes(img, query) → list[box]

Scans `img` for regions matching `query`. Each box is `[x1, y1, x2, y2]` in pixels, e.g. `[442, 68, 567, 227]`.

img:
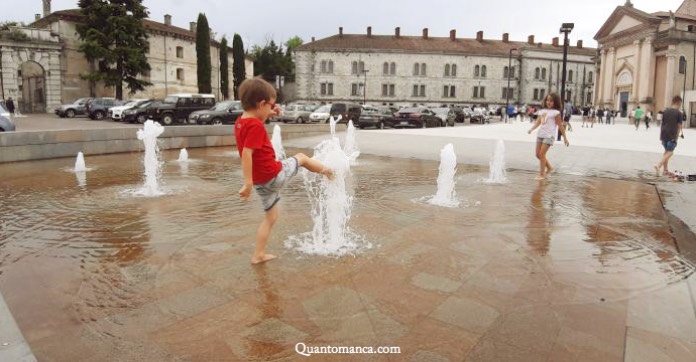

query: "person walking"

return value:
[644, 110, 652, 130]
[654, 96, 684, 177]
[5, 97, 15, 116]
[606, 108, 613, 125]
[528, 93, 570, 180]
[634, 106, 644, 131]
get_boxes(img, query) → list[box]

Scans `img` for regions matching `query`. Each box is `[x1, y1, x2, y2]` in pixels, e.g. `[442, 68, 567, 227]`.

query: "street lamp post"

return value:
[505, 48, 517, 123]
[362, 69, 370, 104]
[559, 22, 574, 140]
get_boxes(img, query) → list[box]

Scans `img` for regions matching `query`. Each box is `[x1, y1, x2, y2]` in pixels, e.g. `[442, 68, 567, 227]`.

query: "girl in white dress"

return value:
[527, 93, 570, 180]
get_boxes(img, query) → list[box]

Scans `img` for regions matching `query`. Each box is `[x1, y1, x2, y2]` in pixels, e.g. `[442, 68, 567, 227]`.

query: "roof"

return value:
[594, 5, 662, 40]
[653, 11, 696, 22]
[677, 0, 696, 17]
[296, 34, 595, 57]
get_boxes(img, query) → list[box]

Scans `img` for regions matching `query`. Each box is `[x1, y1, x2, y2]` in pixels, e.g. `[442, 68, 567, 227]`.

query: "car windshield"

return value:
[138, 101, 153, 109]
[431, 108, 449, 115]
[212, 101, 237, 111]
[314, 105, 330, 113]
[125, 100, 140, 107]
[163, 96, 178, 104]
[74, 98, 88, 105]
[399, 107, 423, 113]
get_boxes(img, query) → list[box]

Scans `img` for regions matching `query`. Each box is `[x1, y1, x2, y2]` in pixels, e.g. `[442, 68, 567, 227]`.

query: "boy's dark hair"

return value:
[673, 95, 683, 104]
[545, 93, 562, 111]
[239, 78, 276, 111]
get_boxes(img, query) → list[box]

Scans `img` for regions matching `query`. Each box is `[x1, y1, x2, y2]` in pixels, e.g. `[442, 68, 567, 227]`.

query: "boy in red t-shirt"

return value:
[236, 78, 334, 264]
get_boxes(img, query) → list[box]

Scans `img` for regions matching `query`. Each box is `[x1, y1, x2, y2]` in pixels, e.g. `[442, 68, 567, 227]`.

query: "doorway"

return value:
[620, 92, 629, 117]
[19, 61, 46, 113]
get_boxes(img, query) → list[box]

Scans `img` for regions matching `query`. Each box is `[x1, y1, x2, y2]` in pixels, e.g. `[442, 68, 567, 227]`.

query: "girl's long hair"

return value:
[545, 93, 562, 111]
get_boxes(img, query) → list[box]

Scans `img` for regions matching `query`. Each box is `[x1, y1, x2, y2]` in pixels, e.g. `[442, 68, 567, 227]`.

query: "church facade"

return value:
[595, 0, 696, 126]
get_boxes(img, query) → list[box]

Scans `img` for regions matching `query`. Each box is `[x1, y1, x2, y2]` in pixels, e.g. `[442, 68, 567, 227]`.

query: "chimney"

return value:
[577, 40, 583, 48]
[552, 37, 559, 46]
[450, 29, 456, 41]
[35, 14, 41, 21]
[190, 22, 197, 33]
[528, 35, 535, 44]
[502, 33, 509, 42]
[339, 27, 343, 37]
[42, 0, 51, 18]
[422, 28, 429, 39]
[367, 26, 372, 37]
[164, 14, 172, 26]
[395, 27, 400, 38]
[476, 31, 483, 41]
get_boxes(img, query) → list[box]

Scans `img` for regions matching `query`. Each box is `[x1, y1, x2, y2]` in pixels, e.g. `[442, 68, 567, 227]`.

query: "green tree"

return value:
[219, 37, 229, 99]
[76, 0, 151, 100]
[196, 13, 212, 94]
[232, 33, 246, 99]
[285, 36, 303, 52]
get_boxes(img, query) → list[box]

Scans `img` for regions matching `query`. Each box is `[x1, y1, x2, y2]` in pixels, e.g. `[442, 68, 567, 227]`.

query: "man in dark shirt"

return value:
[654, 96, 684, 176]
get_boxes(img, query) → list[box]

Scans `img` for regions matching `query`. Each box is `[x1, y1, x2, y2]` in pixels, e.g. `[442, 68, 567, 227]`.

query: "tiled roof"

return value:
[296, 34, 596, 57]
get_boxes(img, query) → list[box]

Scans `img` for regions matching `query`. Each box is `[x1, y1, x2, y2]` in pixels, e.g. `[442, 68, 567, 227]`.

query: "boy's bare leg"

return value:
[252, 204, 279, 264]
[294, 153, 335, 180]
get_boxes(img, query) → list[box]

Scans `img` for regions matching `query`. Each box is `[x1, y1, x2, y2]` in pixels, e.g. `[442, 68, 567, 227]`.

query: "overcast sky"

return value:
[1, 0, 685, 49]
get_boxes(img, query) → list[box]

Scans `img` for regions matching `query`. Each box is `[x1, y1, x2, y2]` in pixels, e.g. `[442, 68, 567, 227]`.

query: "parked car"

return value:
[86, 98, 124, 120]
[280, 104, 315, 123]
[393, 107, 442, 128]
[357, 106, 396, 129]
[108, 99, 150, 121]
[431, 107, 457, 127]
[121, 100, 162, 124]
[330, 103, 362, 124]
[55, 97, 91, 118]
[189, 100, 244, 125]
[150, 94, 216, 125]
[0, 101, 10, 119]
[457, 106, 472, 122]
[0, 103, 15, 132]
[309, 104, 331, 123]
[471, 107, 490, 124]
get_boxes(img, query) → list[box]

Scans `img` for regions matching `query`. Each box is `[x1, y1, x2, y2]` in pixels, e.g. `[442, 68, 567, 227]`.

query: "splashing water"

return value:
[343, 120, 360, 165]
[285, 137, 369, 256]
[484, 139, 508, 184]
[271, 125, 285, 160]
[329, 115, 342, 137]
[428, 143, 460, 207]
[135, 120, 165, 197]
[177, 148, 189, 162]
[74, 152, 87, 172]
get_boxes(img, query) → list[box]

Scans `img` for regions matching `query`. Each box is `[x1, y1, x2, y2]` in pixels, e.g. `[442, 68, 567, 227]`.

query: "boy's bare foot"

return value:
[251, 254, 277, 264]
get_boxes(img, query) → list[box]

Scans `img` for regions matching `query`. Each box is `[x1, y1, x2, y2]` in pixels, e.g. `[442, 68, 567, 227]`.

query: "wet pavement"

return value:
[1, 146, 695, 361]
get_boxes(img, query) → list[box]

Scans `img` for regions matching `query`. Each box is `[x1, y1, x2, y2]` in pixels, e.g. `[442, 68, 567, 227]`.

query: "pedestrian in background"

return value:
[654, 96, 684, 177]
[6, 97, 15, 116]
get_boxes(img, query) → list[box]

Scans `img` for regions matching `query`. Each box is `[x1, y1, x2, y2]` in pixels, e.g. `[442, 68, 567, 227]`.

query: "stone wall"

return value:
[0, 124, 342, 163]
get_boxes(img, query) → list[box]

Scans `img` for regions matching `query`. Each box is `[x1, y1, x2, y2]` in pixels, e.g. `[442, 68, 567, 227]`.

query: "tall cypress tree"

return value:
[219, 37, 229, 99]
[77, 0, 151, 100]
[196, 13, 212, 94]
[232, 33, 246, 99]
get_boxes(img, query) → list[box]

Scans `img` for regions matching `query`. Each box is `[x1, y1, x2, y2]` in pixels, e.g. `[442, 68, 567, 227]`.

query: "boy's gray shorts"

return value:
[254, 157, 299, 211]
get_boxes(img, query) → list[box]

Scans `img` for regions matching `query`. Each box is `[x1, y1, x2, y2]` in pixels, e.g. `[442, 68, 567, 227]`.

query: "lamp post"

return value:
[361, 69, 370, 104]
[559, 22, 574, 140]
[505, 48, 518, 123]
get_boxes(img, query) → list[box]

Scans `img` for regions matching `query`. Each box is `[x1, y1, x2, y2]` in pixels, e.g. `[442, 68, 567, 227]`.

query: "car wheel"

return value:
[93, 111, 105, 120]
[161, 113, 174, 125]
[137, 115, 147, 124]
[297, 117, 304, 124]
[212, 118, 222, 125]
[66, 109, 76, 118]
[379, 121, 385, 129]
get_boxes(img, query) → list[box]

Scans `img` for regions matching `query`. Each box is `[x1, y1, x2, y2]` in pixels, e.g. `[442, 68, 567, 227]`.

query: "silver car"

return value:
[280, 104, 315, 124]
[0, 103, 15, 131]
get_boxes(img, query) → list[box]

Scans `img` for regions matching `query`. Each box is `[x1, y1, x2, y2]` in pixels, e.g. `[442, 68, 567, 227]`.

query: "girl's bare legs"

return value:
[535, 143, 552, 180]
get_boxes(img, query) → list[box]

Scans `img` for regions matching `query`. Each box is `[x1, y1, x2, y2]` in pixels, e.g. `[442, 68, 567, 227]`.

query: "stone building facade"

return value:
[294, 28, 596, 108]
[7, 1, 254, 112]
[0, 27, 63, 113]
[594, 0, 696, 124]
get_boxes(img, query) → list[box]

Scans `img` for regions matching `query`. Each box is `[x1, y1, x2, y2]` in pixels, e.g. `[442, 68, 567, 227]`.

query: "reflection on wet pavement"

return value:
[0, 147, 694, 361]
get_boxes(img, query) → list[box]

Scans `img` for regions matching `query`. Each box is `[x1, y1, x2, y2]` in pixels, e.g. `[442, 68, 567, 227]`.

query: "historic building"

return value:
[594, 0, 696, 125]
[0, 0, 253, 113]
[294, 27, 596, 108]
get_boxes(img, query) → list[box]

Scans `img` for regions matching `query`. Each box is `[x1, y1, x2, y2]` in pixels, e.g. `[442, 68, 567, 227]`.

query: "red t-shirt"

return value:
[235, 117, 282, 184]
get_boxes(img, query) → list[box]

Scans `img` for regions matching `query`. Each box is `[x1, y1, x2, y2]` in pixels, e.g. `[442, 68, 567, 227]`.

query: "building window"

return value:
[390, 62, 396, 75]
[473, 86, 479, 98]
[588, 71, 593, 83]
[502, 87, 513, 99]
[351, 83, 363, 96]
[328, 61, 333, 73]
[679, 56, 687, 74]
[321, 60, 327, 73]
[382, 84, 388, 96]
[420, 63, 426, 76]
[541, 68, 547, 80]
[451, 64, 457, 77]
[481, 65, 487, 78]
[510, 67, 515, 78]
[503, 66, 509, 79]
[473, 86, 486, 98]
[321, 83, 326, 95]
[443, 85, 449, 97]
[352, 61, 358, 74]
[535, 67, 540, 80]
[359, 61, 365, 74]
[176, 46, 183, 58]
[320, 83, 334, 95]
[540, 89, 546, 100]
[474, 65, 480, 77]
[568, 70, 574, 82]
[412, 85, 419, 97]
[176, 68, 184, 81]
[413, 63, 420, 76]
[383, 62, 389, 75]
[443, 85, 455, 98]
[389, 84, 395, 96]
[533, 89, 539, 100]
[444, 64, 450, 77]
[420, 85, 426, 97]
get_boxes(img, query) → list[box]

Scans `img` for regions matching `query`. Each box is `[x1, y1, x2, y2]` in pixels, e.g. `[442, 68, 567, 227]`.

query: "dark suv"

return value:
[150, 94, 216, 125]
[330, 103, 362, 124]
[121, 100, 162, 124]
[86, 98, 123, 120]
[189, 100, 244, 125]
